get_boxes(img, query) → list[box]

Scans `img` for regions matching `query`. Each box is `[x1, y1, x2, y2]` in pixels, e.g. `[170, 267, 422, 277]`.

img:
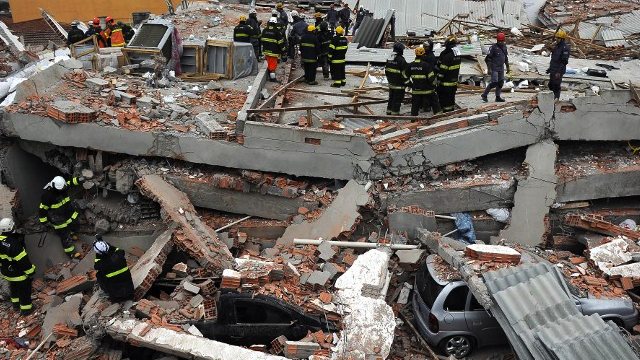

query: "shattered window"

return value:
[235, 300, 293, 324]
[444, 285, 468, 312]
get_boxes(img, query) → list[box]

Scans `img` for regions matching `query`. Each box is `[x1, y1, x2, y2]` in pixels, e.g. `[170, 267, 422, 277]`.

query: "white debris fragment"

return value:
[486, 208, 510, 223]
[590, 237, 632, 275]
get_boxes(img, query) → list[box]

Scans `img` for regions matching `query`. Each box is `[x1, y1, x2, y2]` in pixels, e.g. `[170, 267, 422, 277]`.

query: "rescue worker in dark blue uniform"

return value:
[300, 25, 321, 85]
[482, 32, 510, 103]
[94, 235, 134, 302]
[436, 36, 461, 112]
[547, 29, 571, 101]
[385, 42, 409, 115]
[408, 46, 440, 116]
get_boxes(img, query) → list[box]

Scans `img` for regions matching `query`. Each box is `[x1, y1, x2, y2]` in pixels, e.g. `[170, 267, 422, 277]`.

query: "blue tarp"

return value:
[452, 212, 476, 244]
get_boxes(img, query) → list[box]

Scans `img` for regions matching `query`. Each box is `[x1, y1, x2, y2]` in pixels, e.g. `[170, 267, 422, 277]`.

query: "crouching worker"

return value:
[0, 217, 35, 316]
[94, 234, 134, 302]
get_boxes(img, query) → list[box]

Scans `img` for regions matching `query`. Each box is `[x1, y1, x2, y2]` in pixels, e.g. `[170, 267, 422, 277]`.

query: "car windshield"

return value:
[416, 258, 445, 307]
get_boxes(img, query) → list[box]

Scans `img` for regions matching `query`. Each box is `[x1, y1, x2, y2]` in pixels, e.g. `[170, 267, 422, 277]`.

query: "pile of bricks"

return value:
[270, 335, 288, 355]
[220, 269, 242, 289]
[46, 101, 97, 124]
[464, 244, 521, 264]
[388, 205, 435, 217]
[211, 174, 246, 191]
[56, 275, 92, 295]
[53, 323, 78, 338]
[283, 341, 321, 359]
[564, 214, 640, 240]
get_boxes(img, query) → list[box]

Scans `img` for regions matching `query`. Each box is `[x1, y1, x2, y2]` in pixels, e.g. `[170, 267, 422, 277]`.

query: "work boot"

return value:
[309, 81, 318, 85]
[20, 308, 34, 317]
[495, 97, 506, 102]
[481, 94, 488, 102]
[330, 83, 341, 88]
[386, 110, 392, 115]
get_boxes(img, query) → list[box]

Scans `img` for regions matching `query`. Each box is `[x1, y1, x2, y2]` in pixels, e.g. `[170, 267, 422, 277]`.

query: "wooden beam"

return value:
[246, 99, 388, 113]
[257, 70, 303, 110]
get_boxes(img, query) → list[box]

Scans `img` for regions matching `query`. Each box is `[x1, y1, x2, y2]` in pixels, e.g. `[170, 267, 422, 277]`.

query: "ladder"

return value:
[41, 8, 68, 40]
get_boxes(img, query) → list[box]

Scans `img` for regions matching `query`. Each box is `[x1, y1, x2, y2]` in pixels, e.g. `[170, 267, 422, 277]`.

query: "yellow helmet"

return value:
[308, 24, 316, 32]
[276, 2, 283, 9]
[335, 26, 344, 35]
[445, 35, 457, 45]
[415, 46, 425, 56]
[239, 15, 247, 22]
[555, 29, 567, 39]
[315, 12, 323, 18]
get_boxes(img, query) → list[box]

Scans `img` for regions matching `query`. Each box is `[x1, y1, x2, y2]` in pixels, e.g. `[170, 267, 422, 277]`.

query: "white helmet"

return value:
[0, 218, 15, 233]
[249, 8, 257, 14]
[93, 240, 109, 255]
[269, 17, 278, 23]
[51, 176, 66, 190]
[271, 9, 278, 15]
[291, 10, 299, 17]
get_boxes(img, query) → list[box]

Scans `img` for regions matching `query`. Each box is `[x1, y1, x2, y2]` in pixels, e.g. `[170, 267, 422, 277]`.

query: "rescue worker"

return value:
[482, 32, 510, 103]
[289, 11, 307, 59]
[67, 21, 86, 46]
[276, 3, 289, 26]
[39, 176, 88, 258]
[353, 6, 367, 35]
[270, 10, 288, 54]
[0, 218, 35, 316]
[104, 17, 126, 47]
[423, 39, 437, 69]
[93, 235, 134, 302]
[314, 12, 324, 28]
[436, 36, 461, 112]
[547, 29, 571, 101]
[262, 18, 287, 81]
[385, 42, 409, 115]
[317, 21, 332, 79]
[326, 3, 339, 32]
[338, 2, 351, 35]
[118, 21, 135, 42]
[328, 26, 348, 87]
[248, 9, 262, 59]
[86, 18, 107, 48]
[408, 46, 440, 116]
[300, 25, 320, 85]
[233, 15, 252, 43]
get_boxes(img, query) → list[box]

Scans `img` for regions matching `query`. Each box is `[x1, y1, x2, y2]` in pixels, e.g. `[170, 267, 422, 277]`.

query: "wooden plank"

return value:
[335, 108, 468, 122]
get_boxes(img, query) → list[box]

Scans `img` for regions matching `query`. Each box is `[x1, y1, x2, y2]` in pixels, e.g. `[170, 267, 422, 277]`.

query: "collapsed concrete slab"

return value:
[498, 140, 558, 245]
[130, 227, 174, 300]
[333, 249, 395, 360]
[106, 318, 286, 360]
[556, 167, 640, 203]
[136, 175, 233, 273]
[277, 180, 370, 246]
[42, 294, 83, 344]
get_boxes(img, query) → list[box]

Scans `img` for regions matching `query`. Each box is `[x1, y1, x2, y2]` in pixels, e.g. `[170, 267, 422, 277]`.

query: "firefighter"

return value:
[300, 25, 320, 85]
[326, 3, 339, 32]
[118, 21, 135, 42]
[105, 17, 126, 47]
[67, 21, 86, 46]
[93, 235, 134, 302]
[482, 32, 510, 103]
[86, 18, 107, 48]
[0, 218, 35, 316]
[423, 39, 437, 69]
[547, 29, 571, 101]
[276, 3, 289, 26]
[408, 46, 440, 117]
[385, 42, 409, 115]
[289, 11, 307, 59]
[436, 36, 461, 112]
[39, 176, 89, 258]
[353, 6, 367, 35]
[248, 9, 262, 59]
[233, 15, 252, 43]
[317, 21, 332, 79]
[262, 18, 286, 81]
[328, 26, 348, 87]
[338, 2, 351, 35]
[314, 12, 324, 28]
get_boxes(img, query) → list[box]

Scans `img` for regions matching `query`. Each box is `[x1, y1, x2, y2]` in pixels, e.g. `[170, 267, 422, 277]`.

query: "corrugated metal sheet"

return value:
[352, 16, 384, 48]
[601, 29, 627, 48]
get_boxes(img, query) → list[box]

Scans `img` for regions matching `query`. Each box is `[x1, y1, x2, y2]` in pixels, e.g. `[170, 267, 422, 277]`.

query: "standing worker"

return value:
[0, 218, 35, 316]
[300, 25, 320, 85]
[39, 175, 89, 258]
[385, 42, 409, 115]
[317, 21, 332, 80]
[547, 29, 571, 101]
[67, 21, 86, 46]
[326, 3, 339, 32]
[289, 11, 307, 60]
[233, 15, 253, 43]
[352, 6, 367, 35]
[436, 36, 461, 112]
[314, 12, 324, 28]
[328, 26, 348, 87]
[408, 46, 440, 116]
[248, 9, 262, 60]
[262, 18, 287, 81]
[481, 32, 510, 103]
[93, 235, 134, 302]
[423, 39, 436, 68]
[339, 2, 351, 35]
[118, 21, 135, 42]
[276, 3, 289, 26]
[104, 17, 125, 47]
[86, 18, 107, 48]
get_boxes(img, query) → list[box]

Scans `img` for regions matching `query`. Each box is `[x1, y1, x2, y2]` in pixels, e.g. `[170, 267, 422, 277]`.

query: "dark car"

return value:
[412, 255, 639, 358]
[194, 292, 336, 346]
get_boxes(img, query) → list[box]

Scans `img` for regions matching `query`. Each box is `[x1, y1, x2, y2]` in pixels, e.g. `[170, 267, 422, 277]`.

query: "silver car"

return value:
[412, 254, 639, 358]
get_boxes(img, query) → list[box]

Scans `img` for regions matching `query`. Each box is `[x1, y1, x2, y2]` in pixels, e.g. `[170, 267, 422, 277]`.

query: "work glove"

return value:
[545, 68, 550, 74]
[78, 176, 85, 183]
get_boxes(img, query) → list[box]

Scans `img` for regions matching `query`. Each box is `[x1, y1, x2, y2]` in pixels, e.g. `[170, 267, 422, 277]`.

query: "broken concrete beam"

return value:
[42, 294, 82, 344]
[277, 180, 370, 246]
[388, 206, 436, 239]
[106, 318, 286, 359]
[564, 214, 640, 240]
[497, 140, 558, 246]
[130, 227, 174, 300]
[136, 175, 233, 273]
[85, 77, 109, 90]
[195, 112, 227, 140]
[62, 336, 98, 360]
[464, 244, 521, 264]
[556, 167, 640, 203]
[417, 114, 490, 137]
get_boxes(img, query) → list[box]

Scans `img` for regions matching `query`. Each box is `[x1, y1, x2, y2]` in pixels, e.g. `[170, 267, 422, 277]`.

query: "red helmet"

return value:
[106, 16, 114, 23]
[92, 17, 100, 25]
[497, 32, 506, 42]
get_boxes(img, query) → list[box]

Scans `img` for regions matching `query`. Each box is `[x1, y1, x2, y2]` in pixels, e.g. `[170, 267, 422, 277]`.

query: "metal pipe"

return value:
[442, 229, 458, 237]
[293, 239, 421, 250]
[435, 214, 456, 220]
[215, 216, 252, 232]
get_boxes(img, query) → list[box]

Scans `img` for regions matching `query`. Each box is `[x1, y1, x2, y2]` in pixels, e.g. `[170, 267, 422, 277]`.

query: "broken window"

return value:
[444, 285, 468, 312]
[235, 300, 293, 324]
[468, 293, 484, 311]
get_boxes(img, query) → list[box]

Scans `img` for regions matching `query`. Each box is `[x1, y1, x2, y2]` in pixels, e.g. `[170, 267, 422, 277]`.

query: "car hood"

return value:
[577, 296, 637, 317]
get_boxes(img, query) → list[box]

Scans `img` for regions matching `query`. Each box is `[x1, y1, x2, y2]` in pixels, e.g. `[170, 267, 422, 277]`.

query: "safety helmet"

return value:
[93, 240, 109, 255]
[315, 12, 323, 18]
[51, 176, 66, 190]
[92, 17, 100, 26]
[307, 24, 316, 32]
[276, 2, 284, 9]
[497, 32, 506, 42]
[415, 46, 425, 56]
[70, 20, 79, 27]
[291, 10, 299, 17]
[239, 15, 247, 22]
[249, 8, 257, 14]
[0, 218, 15, 233]
[106, 16, 114, 23]
[424, 39, 434, 51]
[272, 9, 278, 16]
[269, 17, 278, 24]
[335, 26, 344, 35]
[319, 21, 329, 32]
[555, 29, 567, 39]
[445, 35, 457, 47]
[392, 42, 405, 54]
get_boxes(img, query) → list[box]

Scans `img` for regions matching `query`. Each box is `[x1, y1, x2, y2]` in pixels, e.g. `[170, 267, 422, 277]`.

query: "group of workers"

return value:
[1, 175, 134, 316]
[68, 16, 135, 48]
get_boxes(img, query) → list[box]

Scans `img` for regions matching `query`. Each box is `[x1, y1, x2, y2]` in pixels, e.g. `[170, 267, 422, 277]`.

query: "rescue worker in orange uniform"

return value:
[85, 18, 107, 48]
[104, 17, 126, 47]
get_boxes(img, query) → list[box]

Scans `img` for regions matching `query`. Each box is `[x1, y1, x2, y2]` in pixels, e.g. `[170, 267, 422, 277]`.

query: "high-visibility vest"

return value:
[110, 28, 126, 47]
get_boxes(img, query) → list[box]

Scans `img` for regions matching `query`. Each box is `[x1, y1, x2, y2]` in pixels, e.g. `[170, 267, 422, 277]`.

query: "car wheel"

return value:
[440, 335, 473, 359]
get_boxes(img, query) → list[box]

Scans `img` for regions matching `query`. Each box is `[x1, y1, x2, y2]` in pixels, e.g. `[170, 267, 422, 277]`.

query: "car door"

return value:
[464, 292, 506, 347]
[440, 284, 470, 331]
[228, 299, 296, 345]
